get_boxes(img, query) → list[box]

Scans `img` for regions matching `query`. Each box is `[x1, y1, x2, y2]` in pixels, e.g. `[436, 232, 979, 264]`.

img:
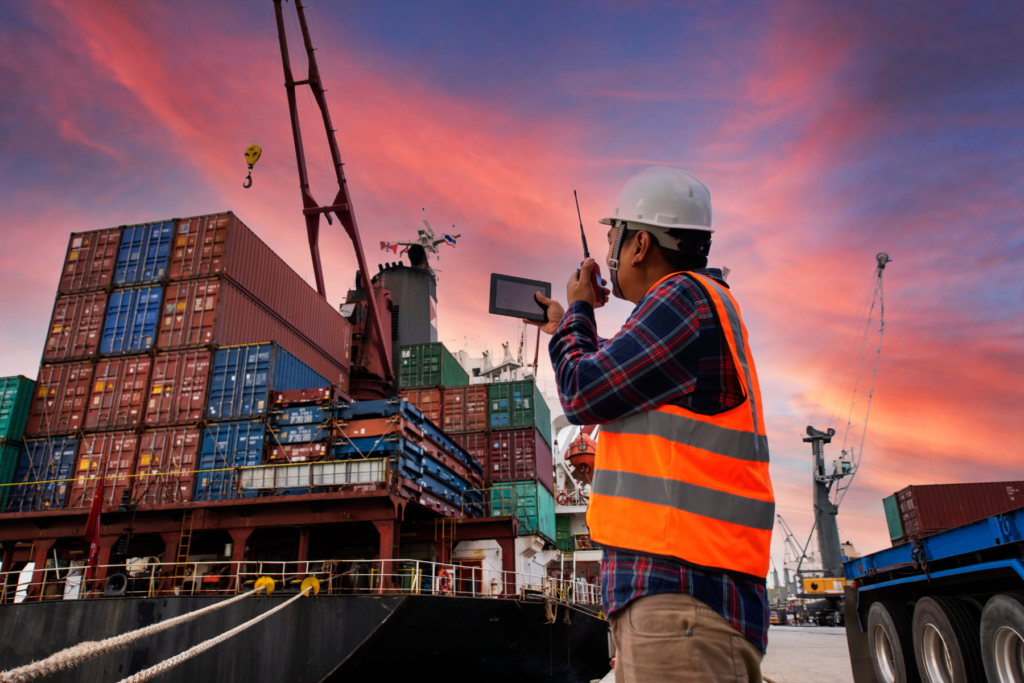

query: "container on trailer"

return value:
[43, 292, 108, 362]
[400, 388, 442, 425]
[7, 437, 78, 512]
[144, 350, 211, 426]
[488, 428, 554, 494]
[268, 404, 333, 426]
[100, 286, 163, 355]
[443, 385, 489, 434]
[58, 229, 121, 294]
[113, 221, 174, 286]
[25, 362, 96, 437]
[194, 421, 266, 501]
[895, 482, 1024, 540]
[0, 375, 35, 443]
[84, 356, 152, 431]
[67, 431, 138, 509]
[272, 387, 333, 407]
[489, 380, 551, 448]
[0, 443, 21, 511]
[488, 479, 556, 543]
[167, 213, 352, 368]
[398, 343, 468, 390]
[206, 343, 328, 422]
[132, 427, 200, 507]
[883, 494, 903, 544]
[453, 431, 489, 468]
[265, 441, 330, 464]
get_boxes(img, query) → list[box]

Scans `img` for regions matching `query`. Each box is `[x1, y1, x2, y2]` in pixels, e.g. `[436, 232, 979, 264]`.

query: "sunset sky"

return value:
[2, 0, 1022, 570]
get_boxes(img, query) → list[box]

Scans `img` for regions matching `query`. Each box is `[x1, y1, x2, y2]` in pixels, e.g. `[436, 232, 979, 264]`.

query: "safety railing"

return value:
[554, 487, 589, 507]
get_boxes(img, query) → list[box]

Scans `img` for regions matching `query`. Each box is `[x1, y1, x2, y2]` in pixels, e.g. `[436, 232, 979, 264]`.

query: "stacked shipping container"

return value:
[0, 376, 35, 510]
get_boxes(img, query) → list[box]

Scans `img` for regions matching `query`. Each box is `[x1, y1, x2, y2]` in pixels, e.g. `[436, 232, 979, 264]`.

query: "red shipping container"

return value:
[265, 442, 330, 463]
[167, 213, 352, 369]
[145, 350, 211, 426]
[25, 362, 96, 436]
[443, 386, 489, 433]
[400, 388, 442, 425]
[157, 277, 350, 394]
[453, 431, 489, 467]
[58, 228, 121, 294]
[68, 432, 138, 509]
[133, 428, 199, 507]
[897, 482, 1024, 539]
[488, 428, 554, 494]
[43, 292, 108, 362]
[85, 356, 152, 431]
[273, 387, 334, 407]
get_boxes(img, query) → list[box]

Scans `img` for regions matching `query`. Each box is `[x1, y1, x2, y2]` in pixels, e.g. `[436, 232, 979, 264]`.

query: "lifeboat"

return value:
[566, 433, 597, 483]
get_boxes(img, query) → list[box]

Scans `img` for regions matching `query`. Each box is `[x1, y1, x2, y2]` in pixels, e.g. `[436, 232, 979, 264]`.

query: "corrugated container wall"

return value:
[194, 421, 265, 501]
[168, 213, 351, 369]
[206, 343, 328, 422]
[58, 229, 120, 294]
[453, 432, 489, 468]
[400, 388, 442, 425]
[0, 443, 20, 511]
[488, 428, 554, 494]
[85, 356, 152, 431]
[25, 362, 96, 437]
[896, 482, 1024, 539]
[443, 385, 489, 434]
[488, 381, 552, 448]
[489, 480, 556, 544]
[100, 286, 163, 355]
[8, 438, 78, 512]
[398, 343, 468, 389]
[132, 428, 200, 507]
[68, 432, 138, 509]
[145, 350, 211, 426]
[0, 375, 35, 442]
[113, 221, 173, 286]
[43, 292, 107, 362]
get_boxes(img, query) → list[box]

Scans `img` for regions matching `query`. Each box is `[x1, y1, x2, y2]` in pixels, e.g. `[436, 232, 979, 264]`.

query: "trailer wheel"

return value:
[867, 601, 919, 683]
[912, 596, 985, 683]
[980, 593, 1024, 683]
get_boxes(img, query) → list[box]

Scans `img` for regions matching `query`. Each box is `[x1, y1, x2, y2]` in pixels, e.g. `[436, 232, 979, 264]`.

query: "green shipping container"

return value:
[0, 442, 20, 511]
[883, 494, 904, 542]
[489, 480, 556, 544]
[0, 376, 34, 443]
[488, 380, 552, 448]
[556, 515, 574, 553]
[399, 343, 468, 390]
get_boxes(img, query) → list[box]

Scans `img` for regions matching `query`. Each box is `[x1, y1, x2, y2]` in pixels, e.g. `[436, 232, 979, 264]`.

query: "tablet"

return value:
[489, 274, 551, 322]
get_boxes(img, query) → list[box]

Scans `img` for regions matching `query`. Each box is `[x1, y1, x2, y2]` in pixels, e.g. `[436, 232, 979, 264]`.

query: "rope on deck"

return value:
[115, 586, 312, 683]
[0, 587, 266, 683]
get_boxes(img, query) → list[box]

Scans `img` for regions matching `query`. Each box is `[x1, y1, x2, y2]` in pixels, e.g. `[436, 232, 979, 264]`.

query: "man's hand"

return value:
[523, 293, 565, 335]
[567, 258, 609, 307]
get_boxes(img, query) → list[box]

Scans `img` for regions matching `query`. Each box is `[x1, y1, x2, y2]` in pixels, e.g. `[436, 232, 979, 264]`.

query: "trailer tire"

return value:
[867, 601, 919, 683]
[980, 593, 1024, 683]
[912, 596, 984, 683]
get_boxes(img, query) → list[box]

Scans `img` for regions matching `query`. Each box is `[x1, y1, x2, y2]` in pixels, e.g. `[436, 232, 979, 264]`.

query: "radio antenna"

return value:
[574, 190, 589, 258]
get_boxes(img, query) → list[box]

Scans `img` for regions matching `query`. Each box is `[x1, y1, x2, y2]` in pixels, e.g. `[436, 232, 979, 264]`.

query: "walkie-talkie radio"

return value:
[575, 190, 608, 308]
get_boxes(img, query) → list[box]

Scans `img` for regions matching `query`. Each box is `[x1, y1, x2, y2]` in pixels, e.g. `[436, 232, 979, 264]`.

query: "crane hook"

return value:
[243, 168, 254, 189]
[243, 144, 262, 190]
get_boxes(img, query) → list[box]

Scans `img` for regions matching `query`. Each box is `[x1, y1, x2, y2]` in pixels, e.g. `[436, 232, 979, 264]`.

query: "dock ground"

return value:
[596, 624, 853, 682]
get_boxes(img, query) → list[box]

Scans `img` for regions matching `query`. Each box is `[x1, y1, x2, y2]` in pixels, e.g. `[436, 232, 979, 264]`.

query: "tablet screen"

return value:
[489, 274, 551, 322]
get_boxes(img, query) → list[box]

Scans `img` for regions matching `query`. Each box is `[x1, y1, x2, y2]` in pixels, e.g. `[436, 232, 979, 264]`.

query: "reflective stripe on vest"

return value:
[587, 272, 775, 579]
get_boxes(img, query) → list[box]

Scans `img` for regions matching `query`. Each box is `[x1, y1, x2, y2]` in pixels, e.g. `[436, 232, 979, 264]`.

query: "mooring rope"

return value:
[116, 586, 312, 683]
[0, 587, 265, 682]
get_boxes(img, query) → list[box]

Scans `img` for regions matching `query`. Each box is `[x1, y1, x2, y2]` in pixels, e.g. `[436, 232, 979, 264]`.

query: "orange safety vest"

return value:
[587, 271, 774, 580]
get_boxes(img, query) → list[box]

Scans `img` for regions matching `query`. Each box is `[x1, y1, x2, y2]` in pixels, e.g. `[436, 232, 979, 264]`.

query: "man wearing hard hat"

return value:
[533, 167, 774, 682]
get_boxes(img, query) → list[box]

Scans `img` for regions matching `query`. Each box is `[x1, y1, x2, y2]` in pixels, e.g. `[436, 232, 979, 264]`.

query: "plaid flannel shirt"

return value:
[549, 268, 769, 653]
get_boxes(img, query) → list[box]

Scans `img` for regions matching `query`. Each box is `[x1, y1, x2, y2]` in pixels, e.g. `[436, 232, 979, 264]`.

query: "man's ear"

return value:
[631, 230, 650, 266]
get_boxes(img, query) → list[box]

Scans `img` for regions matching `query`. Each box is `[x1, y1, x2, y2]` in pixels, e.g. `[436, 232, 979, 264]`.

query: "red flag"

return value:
[84, 475, 105, 583]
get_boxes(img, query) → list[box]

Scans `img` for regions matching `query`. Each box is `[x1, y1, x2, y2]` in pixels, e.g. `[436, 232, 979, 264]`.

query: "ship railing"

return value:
[0, 558, 602, 606]
[554, 487, 589, 507]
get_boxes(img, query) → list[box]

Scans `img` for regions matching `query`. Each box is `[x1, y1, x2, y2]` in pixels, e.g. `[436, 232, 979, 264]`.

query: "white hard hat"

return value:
[600, 166, 713, 235]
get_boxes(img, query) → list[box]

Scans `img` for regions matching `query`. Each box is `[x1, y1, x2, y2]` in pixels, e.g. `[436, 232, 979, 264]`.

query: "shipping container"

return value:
[272, 387, 333, 407]
[0, 375, 34, 443]
[268, 404, 333, 426]
[883, 494, 903, 543]
[132, 427, 200, 507]
[420, 417, 484, 478]
[58, 229, 121, 294]
[194, 421, 266, 501]
[0, 443, 20, 511]
[895, 482, 1024, 541]
[265, 441, 330, 464]
[555, 515, 574, 553]
[400, 388, 442, 425]
[443, 385, 489, 434]
[84, 356, 152, 431]
[43, 292, 108, 362]
[167, 213, 352, 368]
[7, 438, 78, 512]
[25, 362, 96, 437]
[100, 286, 163, 355]
[144, 350, 210, 426]
[488, 428, 554, 494]
[398, 343, 468, 390]
[113, 221, 174, 286]
[67, 432, 138, 509]
[335, 398, 424, 424]
[206, 343, 328, 422]
[489, 380, 552, 448]
[452, 432, 489, 467]
[267, 422, 332, 444]
[489, 480, 556, 544]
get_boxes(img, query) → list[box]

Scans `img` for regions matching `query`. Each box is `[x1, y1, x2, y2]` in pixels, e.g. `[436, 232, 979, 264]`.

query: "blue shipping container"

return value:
[100, 286, 163, 355]
[114, 221, 174, 286]
[420, 417, 483, 477]
[334, 398, 424, 424]
[268, 422, 331, 444]
[206, 343, 328, 422]
[8, 438, 78, 512]
[194, 421, 265, 501]
[268, 404, 333, 426]
[332, 435, 424, 482]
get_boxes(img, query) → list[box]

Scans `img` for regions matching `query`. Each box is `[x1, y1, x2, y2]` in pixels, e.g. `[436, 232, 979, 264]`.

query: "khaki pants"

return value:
[609, 593, 764, 683]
